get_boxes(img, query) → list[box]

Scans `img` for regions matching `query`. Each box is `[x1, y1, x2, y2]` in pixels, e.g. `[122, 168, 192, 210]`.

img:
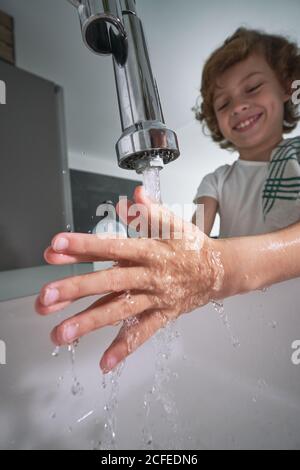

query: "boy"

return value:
[193, 27, 300, 237]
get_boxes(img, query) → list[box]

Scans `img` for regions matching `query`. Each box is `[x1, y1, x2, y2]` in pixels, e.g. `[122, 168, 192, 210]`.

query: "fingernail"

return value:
[42, 288, 59, 306]
[53, 237, 69, 252]
[63, 323, 79, 343]
[104, 355, 118, 372]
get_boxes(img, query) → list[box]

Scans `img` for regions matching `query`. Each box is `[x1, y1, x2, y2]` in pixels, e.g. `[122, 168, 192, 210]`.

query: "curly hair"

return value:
[193, 27, 300, 151]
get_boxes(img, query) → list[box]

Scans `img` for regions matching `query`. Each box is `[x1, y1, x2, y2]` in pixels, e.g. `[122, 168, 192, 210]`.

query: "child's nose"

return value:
[231, 101, 250, 116]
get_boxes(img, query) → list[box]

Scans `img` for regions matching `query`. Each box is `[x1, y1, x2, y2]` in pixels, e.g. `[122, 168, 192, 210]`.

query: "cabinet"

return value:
[0, 61, 73, 270]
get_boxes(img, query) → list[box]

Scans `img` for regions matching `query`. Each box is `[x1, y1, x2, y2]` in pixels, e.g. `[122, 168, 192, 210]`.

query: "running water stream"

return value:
[52, 162, 234, 449]
[211, 300, 241, 349]
[141, 163, 181, 449]
[97, 160, 181, 450]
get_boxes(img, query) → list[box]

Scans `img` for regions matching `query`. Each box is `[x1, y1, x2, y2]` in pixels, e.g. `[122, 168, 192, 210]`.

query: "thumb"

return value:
[134, 186, 190, 239]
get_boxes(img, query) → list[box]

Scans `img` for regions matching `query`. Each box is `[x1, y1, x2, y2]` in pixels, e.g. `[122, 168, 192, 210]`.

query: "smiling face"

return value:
[213, 53, 290, 159]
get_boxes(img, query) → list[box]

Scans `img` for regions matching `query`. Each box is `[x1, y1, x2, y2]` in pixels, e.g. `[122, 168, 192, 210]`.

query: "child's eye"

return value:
[247, 83, 263, 93]
[216, 83, 264, 111]
[218, 102, 229, 111]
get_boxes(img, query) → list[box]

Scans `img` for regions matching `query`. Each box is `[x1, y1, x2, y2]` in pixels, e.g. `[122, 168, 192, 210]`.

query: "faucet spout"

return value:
[67, 0, 180, 172]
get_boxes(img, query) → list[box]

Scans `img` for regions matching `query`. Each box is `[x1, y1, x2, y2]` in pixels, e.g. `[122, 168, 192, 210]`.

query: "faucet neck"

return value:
[67, 0, 180, 171]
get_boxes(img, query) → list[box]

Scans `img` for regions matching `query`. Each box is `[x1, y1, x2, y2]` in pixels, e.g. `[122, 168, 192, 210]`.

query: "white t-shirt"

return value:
[194, 136, 300, 238]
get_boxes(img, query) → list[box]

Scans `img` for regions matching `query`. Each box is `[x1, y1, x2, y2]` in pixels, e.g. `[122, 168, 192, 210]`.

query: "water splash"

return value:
[51, 346, 60, 358]
[51, 340, 83, 396]
[143, 166, 162, 203]
[141, 162, 182, 449]
[141, 321, 182, 450]
[94, 361, 125, 450]
[151, 321, 181, 448]
[68, 340, 84, 396]
[56, 376, 64, 389]
[252, 378, 268, 403]
[122, 291, 141, 354]
[260, 286, 269, 293]
[142, 385, 155, 449]
[211, 300, 240, 349]
[94, 293, 138, 449]
[77, 410, 94, 424]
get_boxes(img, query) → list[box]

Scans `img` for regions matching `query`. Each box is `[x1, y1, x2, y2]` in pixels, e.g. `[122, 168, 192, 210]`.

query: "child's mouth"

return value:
[233, 113, 263, 133]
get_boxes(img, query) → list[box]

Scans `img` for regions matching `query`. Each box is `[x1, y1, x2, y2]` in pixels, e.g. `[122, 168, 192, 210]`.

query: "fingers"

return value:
[35, 295, 73, 315]
[44, 246, 106, 265]
[48, 232, 157, 264]
[50, 292, 158, 346]
[36, 266, 152, 315]
[131, 186, 199, 240]
[100, 309, 169, 372]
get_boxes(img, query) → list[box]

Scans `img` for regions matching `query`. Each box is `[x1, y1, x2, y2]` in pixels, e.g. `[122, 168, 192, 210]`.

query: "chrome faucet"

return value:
[67, 0, 180, 173]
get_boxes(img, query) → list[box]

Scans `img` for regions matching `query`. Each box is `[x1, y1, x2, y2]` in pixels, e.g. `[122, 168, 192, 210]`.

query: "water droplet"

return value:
[211, 300, 224, 315]
[258, 379, 267, 388]
[56, 376, 64, 388]
[260, 287, 269, 293]
[232, 338, 241, 349]
[102, 375, 107, 390]
[68, 341, 84, 396]
[51, 346, 60, 358]
[213, 301, 241, 349]
[77, 410, 94, 424]
[71, 381, 84, 396]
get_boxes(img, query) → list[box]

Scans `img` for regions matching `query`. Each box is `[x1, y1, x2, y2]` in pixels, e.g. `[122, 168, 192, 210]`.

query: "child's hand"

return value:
[35, 187, 224, 372]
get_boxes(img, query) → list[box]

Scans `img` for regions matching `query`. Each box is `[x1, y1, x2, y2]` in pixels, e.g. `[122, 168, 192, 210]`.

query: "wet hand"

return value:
[35, 187, 224, 372]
